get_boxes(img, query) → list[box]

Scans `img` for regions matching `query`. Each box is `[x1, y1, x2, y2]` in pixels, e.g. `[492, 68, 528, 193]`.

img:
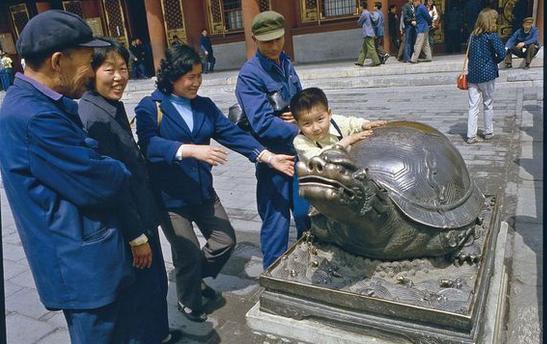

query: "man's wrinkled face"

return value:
[59, 47, 94, 99]
[523, 22, 533, 32]
[255, 36, 285, 61]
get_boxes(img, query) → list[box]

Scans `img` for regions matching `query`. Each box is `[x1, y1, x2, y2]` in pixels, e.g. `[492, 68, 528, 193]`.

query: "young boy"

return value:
[291, 87, 386, 162]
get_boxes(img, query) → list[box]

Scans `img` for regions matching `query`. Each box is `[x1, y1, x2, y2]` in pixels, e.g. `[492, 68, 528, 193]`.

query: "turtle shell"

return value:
[348, 121, 484, 229]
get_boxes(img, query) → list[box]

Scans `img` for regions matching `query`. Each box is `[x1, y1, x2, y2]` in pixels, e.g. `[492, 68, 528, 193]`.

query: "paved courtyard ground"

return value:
[1, 53, 543, 343]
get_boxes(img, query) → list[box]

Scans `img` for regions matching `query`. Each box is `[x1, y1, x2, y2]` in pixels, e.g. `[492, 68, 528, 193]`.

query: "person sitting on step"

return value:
[505, 17, 540, 70]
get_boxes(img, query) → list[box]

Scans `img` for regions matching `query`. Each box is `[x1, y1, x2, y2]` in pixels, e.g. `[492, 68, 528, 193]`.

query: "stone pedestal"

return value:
[247, 199, 508, 344]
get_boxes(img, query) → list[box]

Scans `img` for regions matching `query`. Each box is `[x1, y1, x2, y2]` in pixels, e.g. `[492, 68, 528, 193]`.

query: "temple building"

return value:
[0, 0, 543, 72]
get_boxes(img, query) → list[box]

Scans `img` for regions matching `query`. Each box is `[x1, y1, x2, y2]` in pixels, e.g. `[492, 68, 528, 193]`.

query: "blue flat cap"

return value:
[16, 10, 110, 57]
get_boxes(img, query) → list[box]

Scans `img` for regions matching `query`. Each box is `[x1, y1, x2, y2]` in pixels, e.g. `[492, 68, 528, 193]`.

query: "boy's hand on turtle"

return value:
[339, 130, 373, 147]
[363, 120, 387, 130]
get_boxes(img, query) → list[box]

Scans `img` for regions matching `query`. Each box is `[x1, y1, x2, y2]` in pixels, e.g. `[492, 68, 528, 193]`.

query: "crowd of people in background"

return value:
[362, 0, 539, 68]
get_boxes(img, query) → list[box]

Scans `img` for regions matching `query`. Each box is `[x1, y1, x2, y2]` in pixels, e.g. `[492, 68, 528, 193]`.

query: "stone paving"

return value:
[0, 54, 543, 343]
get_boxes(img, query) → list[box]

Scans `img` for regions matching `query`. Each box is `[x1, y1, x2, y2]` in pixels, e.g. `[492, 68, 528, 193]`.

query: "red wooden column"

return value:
[181, 1, 206, 50]
[144, 0, 167, 73]
[381, 0, 389, 54]
[242, 0, 260, 59]
[536, 0, 543, 44]
[271, 0, 296, 61]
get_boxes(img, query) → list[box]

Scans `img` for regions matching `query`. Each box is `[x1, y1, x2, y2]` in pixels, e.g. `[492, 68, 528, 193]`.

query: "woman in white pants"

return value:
[465, 9, 506, 144]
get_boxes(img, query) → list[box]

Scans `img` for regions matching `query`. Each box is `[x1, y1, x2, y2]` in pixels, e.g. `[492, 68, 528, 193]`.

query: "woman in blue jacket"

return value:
[135, 44, 294, 322]
[465, 8, 506, 144]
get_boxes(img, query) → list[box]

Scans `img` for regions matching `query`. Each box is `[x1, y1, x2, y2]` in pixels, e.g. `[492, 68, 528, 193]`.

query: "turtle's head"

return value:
[297, 146, 373, 219]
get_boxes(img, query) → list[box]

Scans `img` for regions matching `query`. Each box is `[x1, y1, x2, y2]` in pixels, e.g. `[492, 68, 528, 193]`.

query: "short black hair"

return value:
[290, 87, 329, 121]
[389, 4, 397, 10]
[91, 38, 129, 71]
[156, 44, 201, 94]
[375, 2, 382, 9]
[360, 0, 368, 8]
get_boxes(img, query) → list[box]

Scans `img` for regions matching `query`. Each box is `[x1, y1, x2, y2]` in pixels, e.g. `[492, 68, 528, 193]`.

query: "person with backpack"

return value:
[135, 43, 294, 323]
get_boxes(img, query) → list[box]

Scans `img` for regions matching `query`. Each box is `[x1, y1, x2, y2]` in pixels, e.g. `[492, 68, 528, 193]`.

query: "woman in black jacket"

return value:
[78, 38, 180, 344]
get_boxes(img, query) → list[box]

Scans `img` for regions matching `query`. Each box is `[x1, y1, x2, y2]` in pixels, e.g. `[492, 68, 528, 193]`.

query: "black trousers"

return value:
[160, 195, 236, 311]
[390, 33, 400, 54]
[374, 36, 387, 57]
[505, 44, 539, 65]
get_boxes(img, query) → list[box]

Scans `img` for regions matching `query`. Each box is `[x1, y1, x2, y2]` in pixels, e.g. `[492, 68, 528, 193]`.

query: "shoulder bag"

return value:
[457, 36, 471, 90]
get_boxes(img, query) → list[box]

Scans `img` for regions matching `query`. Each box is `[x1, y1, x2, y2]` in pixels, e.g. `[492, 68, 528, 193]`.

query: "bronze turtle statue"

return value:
[297, 121, 484, 261]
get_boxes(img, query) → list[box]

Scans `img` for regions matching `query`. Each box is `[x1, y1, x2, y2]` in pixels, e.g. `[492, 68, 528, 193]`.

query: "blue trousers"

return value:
[0, 69, 12, 91]
[132, 62, 147, 79]
[63, 287, 134, 344]
[63, 230, 169, 344]
[403, 26, 416, 62]
[256, 163, 310, 269]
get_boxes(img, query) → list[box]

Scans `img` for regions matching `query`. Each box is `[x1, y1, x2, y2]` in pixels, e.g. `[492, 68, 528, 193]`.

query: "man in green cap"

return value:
[235, 10, 310, 269]
[505, 17, 540, 69]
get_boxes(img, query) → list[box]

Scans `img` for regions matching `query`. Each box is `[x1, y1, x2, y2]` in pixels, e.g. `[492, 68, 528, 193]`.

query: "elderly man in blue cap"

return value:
[0, 10, 180, 344]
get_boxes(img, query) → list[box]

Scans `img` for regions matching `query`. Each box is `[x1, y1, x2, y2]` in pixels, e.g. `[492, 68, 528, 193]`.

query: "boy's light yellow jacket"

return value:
[294, 114, 369, 162]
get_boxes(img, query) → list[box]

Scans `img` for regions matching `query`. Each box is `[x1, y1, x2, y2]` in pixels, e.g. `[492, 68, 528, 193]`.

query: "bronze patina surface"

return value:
[297, 121, 485, 261]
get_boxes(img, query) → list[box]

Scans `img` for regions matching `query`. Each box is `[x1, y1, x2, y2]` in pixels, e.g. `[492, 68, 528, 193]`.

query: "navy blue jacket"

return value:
[468, 33, 506, 84]
[0, 74, 134, 309]
[415, 4, 432, 33]
[235, 51, 301, 155]
[200, 36, 214, 56]
[135, 89, 265, 209]
[371, 10, 385, 37]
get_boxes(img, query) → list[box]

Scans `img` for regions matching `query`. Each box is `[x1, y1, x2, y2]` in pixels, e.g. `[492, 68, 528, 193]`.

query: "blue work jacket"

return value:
[357, 9, 376, 38]
[235, 51, 301, 155]
[0, 74, 134, 310]
[135, 89, 265, 209]
[468, 33, 506, 84]
[415, 4, 432, 33]
[506, 27, 540, 49]
[371, 10, 385, 37]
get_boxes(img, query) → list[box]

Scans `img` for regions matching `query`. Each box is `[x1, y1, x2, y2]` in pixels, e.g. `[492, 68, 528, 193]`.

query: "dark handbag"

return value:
[228, 103, 251, 131]
[228, 91, 290, 132]
[457, 36, 471, 90]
